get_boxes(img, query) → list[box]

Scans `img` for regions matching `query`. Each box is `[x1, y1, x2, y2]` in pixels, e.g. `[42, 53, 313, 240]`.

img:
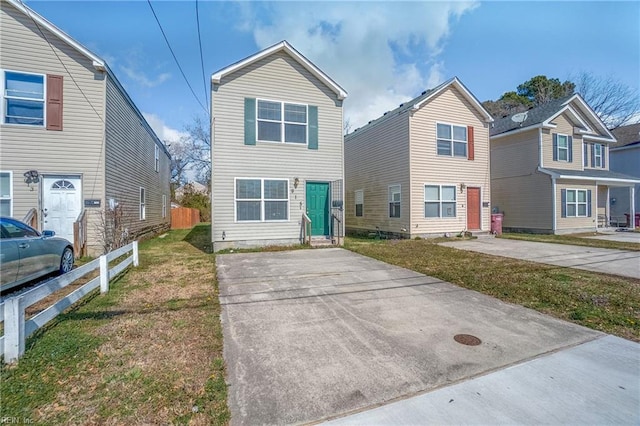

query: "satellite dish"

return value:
[511, 112, 528, 125]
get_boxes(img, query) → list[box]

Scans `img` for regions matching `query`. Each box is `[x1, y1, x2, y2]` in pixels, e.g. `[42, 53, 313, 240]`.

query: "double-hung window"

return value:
[437, 123, 467, 157]
[3, 71, 44, 126]
[139, 187, 146, 220]
[0, 171, 12, 216]
[425, 185, 456, 218]
[388, 185, 401, 218]
[257, 100, 307, 144]
[556, 134, 569, 161]
[593, 144, 603, 168]
[155, 145, 160, 172]
[354, 189, 364, 217]
[162, 194, 167, 218]
[566, 189, 588, 217]
[236, 178, 288, 222]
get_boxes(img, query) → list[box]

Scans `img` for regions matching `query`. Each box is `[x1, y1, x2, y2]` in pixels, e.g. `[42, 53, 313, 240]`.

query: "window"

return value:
[0, 172, 12, 217]
[437, 123, 467, 157]
[235, 178, 288, 222]
[1, 218, 39, 239]
[139, 187, 146, 220]
[556, 134, 569, 161]
[155, 145, 160, 172]
[566, 189, 588, 217]
[3, 71, 44, 126]
[388, 185, 401, 218]
[257, 100, 307, 144]
[162, 194, 167, 218]
[425, 185, 456, 218]
[354, 189, 363, 217]
[594, 144, 603, 168]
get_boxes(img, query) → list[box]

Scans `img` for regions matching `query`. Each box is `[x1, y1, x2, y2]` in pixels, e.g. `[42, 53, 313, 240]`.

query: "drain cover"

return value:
[454, 334, 482, 346]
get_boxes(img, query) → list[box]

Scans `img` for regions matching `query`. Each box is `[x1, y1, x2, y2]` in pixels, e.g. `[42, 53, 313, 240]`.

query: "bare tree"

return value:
[168, 139, 190, 188]
[95, 200, 134, 254]
[181, 115, 211, 184]
[572, 71, 640, 129]
[344, 117, 353, 135]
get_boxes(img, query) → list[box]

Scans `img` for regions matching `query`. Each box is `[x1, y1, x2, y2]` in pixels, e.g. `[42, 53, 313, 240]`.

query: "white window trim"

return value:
[388, 184, 401, 218]
[154, 145, 160, 172]
[566, 188, 588, 218]
[256, 98, 309, 145]
[162, 194, 167, 218]
[424, 184, 457, 218]
[594, 143, 603, 168]
[556, 133, 569, 162]
[354, 189, 364, 217]
[1, 69, 46, 127]
[436, 121, 468, 158]
[139, 187, 146, 220]
[234, 177, 290, 223]
[0, 170, 13, 217]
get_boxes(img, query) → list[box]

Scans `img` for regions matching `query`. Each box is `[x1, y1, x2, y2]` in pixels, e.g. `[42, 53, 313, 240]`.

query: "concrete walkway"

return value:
[440, 238, 640, 279]
[216, 248, 631, 425]
[585, 231, 640, 244]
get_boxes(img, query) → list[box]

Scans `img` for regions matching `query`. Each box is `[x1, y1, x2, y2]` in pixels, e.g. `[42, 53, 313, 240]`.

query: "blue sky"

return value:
[26, 0, 640, 142]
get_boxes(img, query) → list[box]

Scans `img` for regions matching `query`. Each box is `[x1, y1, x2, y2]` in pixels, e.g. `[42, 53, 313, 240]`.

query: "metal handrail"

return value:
[302, 213, 312, 245]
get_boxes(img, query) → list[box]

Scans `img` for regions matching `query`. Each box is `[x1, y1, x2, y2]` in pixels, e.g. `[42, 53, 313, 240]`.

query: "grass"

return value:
[1, 224, 229, 425]
[345, 237, 640, 342]
[500, 232, 640, 251]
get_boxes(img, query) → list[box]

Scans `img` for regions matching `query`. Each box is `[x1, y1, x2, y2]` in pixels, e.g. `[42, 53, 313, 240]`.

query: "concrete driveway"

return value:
[585, 231, 640, 244]
[440, 238, 640, 279]
[217, 248, 601, 425]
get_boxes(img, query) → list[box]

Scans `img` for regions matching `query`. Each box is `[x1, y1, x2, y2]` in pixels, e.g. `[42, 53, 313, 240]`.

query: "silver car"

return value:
[0, 217, 74, 292]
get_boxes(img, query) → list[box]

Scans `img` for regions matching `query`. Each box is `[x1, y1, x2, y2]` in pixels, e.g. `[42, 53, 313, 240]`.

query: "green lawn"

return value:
[1, 224, 229, 425]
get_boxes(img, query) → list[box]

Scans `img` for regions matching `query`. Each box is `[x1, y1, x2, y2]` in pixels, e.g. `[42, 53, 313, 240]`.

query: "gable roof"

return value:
[491, 94, 616, 143]
[611, 123, 640, 149]
[211, 40, 348, 100]
[4, 0, 170, 157]
[346, 77, 492, 137]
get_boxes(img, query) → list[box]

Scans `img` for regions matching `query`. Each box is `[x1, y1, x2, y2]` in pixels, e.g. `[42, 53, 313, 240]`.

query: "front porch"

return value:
[597, 183, 637, 230]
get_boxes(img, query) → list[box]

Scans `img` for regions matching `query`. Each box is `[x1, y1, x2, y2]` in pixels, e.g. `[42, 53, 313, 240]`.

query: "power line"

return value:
[147, 0, 208, 115]
[195, 0, 209, 114]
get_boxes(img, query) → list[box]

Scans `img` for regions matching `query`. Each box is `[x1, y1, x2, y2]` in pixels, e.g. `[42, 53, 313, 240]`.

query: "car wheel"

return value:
[60, 247, 74, 274]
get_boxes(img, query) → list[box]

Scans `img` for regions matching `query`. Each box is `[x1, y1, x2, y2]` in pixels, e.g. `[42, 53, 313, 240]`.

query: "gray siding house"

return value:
[0, 0, 171, 255]
[490, 95, 639, 233]
[210, 41, 347, 251]
[609, 124, 640, 225]
[345, 78, 494, 238]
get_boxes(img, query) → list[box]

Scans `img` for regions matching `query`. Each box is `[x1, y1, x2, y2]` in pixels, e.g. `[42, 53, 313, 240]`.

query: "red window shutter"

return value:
[467, 125, 474, 160]
[46, 74, 63, 131]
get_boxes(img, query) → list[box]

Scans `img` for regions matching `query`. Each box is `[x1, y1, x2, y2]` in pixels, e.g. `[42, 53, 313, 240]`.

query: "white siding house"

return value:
[345, 77, 494, 238]
[210, 41, 347, 251]
[0, 0, 170, 255]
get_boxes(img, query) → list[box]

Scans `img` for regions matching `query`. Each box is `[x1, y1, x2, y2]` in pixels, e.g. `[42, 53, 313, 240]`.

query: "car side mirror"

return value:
[42, 230, 56, 237]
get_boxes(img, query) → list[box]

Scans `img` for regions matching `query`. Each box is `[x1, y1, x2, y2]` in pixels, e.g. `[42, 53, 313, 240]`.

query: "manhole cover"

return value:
[454, 334, 482, 346]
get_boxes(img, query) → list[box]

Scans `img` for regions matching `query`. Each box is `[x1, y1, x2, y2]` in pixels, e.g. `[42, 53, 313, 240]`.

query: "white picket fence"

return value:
[0, 241, 139, 363]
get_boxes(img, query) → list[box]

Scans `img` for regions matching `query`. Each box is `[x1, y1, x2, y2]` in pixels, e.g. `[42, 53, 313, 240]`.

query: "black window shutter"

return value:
[244, 98, 256, 145]
[587, 190, 592, 217]
[591, 144, 595, 167]
[602, 146, 606, 168]
[568, 136, 573, 162]
[308, 105, 318, 150]
[561, 189, 567, 218]
[553, 134, 558, 161]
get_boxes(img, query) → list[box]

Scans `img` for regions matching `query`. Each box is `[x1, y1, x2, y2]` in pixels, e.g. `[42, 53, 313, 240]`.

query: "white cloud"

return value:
[143, 112, 188, 144]
[243, 1, 478, 129]
[120, 66, 171, 88]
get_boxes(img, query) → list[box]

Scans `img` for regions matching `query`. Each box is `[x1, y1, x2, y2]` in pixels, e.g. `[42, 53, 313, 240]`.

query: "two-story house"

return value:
[490, 94, 638, 233]
[210, 41, 348, 251]
[344, 77, 494, 238]
[610, 123, 640, 226]
[0, 0, 171, 255]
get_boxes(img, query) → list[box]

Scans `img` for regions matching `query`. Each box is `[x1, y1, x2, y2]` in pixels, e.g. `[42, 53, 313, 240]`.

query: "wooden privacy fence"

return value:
[171, 207, 200, 229]
[0, 241, 139, 363]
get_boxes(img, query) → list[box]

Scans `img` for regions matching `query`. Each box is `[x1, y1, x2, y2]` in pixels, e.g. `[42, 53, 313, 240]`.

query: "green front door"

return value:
[306, 182, 330, 236]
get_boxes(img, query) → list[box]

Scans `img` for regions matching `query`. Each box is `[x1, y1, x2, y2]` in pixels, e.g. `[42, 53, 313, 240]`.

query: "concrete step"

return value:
[310, 237, 335, 247]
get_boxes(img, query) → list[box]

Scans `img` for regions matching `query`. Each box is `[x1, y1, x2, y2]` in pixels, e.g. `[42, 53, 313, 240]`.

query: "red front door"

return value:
[467, 187, 481, 230]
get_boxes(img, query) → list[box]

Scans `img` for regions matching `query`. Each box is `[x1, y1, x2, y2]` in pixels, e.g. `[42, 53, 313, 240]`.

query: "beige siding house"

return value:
[490, 94, 639, 233]
[211, 41, 347, 251]
[345, 77, 493, 238]
[0, 0, 170, 255]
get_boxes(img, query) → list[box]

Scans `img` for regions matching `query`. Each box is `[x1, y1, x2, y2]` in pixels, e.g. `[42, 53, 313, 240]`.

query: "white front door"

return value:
[42, 175, 82, 242]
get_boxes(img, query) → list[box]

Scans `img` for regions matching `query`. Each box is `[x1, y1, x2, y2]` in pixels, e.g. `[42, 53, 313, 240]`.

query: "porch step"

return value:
[470, 230, 494, 238]
[310, 237, 335, 247]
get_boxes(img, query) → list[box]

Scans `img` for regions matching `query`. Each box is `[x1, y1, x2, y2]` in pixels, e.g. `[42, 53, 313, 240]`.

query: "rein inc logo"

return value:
[1, 418, 33, 424]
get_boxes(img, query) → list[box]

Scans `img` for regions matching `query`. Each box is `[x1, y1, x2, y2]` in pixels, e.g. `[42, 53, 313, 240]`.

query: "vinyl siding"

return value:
[104, 77, 171, 243]
[556, 180, 597, 231]
[211, 51, 343, 246]
[409, 86, 491, 234]
[541, 113, 583, 170]
[0, 2, 105, 246]
[344, 112, 410, 235]
[490, 129, 553, 231]
[609, 146, 640, 218]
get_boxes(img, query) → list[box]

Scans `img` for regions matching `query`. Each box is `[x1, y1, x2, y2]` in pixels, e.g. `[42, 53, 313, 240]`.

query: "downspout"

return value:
[552, 176, 557, 232]
[631, 186, 636, 230]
